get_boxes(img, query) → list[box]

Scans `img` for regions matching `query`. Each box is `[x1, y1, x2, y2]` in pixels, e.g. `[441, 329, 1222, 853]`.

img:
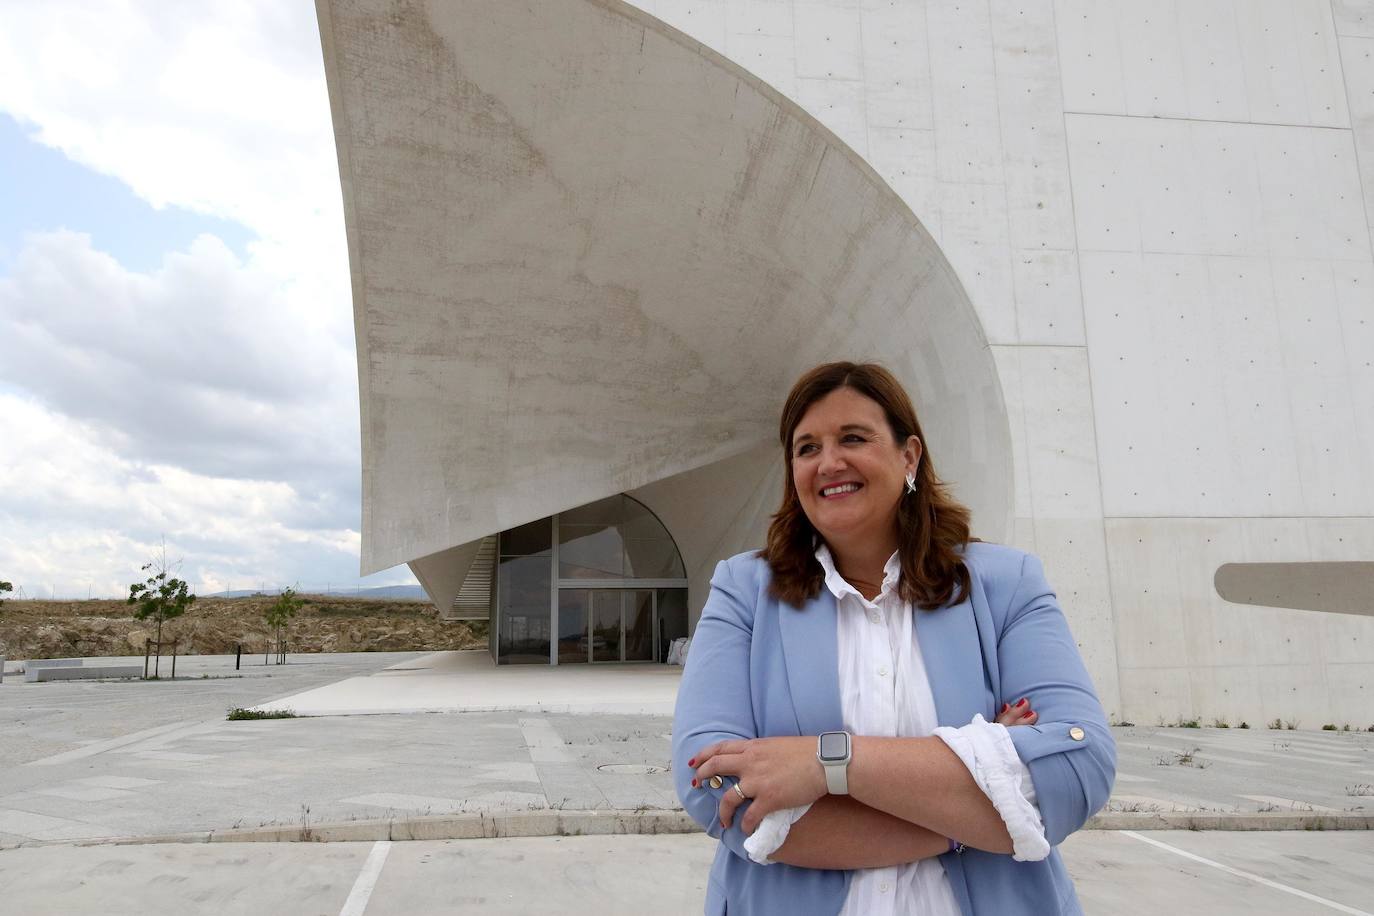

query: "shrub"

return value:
[227, 707, 297, 720]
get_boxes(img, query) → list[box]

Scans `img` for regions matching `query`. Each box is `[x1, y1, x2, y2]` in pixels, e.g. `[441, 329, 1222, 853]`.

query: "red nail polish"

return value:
[691, 778, 698, 787]
[1017, 698, 1027, 707]
[1001, 703, 1009, 712]
[689, 758, 696, 767]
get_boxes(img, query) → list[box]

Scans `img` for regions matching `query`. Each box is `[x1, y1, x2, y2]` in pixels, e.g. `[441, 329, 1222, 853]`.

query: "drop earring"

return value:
[905, 471, 917, 494]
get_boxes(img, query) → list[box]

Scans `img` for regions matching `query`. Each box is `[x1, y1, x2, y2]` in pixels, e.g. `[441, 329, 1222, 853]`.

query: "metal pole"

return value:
[236, 643, 241, 670]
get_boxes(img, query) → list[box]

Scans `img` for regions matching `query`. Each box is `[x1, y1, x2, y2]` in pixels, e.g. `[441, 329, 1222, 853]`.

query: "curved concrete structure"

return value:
[320, 0, 1374, 724]
[317, 0, 1012, 614]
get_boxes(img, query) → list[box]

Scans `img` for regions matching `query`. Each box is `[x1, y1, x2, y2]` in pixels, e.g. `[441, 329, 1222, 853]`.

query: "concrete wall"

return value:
[322, 0, 1374, 726]
[624, 0, 1374, 726]
[318, 0, 1013, 652]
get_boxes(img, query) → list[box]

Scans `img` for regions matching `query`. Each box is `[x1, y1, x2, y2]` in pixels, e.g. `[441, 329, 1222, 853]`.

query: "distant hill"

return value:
[206, 584, 427, 600]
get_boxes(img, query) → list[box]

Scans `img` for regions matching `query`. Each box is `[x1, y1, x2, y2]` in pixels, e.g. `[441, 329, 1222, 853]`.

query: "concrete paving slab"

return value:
[249, 650, 683, 717]
[0, 832, 1370, 915]
[0, 651, 430, 768]
[0, 839, 370, 916]
[1070, 832, 1374, 915]
[3, 652, 1372, 850]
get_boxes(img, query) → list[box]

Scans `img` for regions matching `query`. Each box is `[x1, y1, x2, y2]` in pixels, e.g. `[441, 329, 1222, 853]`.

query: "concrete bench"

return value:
[26, 665, 143, 683]
[25, 658, 83, 669]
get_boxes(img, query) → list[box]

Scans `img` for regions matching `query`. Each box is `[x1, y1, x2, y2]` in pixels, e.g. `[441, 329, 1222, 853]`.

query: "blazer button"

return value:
[1069, 726, 1085, 741]
[708, 775, 724, 789]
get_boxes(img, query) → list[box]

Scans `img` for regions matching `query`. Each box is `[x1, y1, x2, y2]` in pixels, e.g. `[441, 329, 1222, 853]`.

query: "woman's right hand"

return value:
[996, 698, 1037, 727]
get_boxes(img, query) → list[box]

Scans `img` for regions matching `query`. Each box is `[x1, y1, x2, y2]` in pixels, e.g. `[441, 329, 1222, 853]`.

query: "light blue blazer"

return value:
[671, 542, 1116, 915]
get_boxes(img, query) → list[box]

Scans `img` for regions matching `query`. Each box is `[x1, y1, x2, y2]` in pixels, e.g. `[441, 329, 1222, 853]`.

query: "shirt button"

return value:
[877, 665, 888, 677]
[1069, 726, 1085, 741]
[868, 612, 880, 624]
[879, 883, 890, 893]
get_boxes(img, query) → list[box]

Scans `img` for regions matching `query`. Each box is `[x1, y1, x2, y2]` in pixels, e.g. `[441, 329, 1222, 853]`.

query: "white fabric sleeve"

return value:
[932, 713, 1050, 862]
[742, 802, 813, 865]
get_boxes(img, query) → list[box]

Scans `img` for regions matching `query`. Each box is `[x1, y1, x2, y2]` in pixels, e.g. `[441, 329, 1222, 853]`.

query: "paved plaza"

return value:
[0, 650, 1370, 913]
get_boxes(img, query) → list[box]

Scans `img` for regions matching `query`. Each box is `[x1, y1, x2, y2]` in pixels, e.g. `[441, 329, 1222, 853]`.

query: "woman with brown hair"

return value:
[672, 362, 1114, 915]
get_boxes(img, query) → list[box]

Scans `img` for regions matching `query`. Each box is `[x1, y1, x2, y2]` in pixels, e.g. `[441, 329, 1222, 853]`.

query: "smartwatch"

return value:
[817, 730, 852, 794]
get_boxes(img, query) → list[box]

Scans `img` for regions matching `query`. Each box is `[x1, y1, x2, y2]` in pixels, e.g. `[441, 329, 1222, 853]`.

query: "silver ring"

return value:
[732, 782, 747, 800]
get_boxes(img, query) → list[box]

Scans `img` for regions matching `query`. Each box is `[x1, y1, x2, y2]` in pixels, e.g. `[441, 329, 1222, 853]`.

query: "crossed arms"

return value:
[671, 553, 1116, 870]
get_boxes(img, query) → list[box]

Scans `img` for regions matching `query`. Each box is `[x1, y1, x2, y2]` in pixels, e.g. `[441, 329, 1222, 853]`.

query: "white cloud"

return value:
[1, 230, 357, 489]
[0, 392, 399, 598]
[0, 1, 339, 247]
[0, 2, 419, 592]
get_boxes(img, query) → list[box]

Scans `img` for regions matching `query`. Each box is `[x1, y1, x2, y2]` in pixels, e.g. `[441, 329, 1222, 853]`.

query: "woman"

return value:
[671, 362, 1115, 915]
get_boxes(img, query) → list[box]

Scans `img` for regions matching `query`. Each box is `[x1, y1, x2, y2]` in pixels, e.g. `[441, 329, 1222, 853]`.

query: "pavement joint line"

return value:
[1121, 830, 1373, 916]
[21, 718, 207, 767]
[0, 810, 1369, 851]
[338, 840, 391, 916]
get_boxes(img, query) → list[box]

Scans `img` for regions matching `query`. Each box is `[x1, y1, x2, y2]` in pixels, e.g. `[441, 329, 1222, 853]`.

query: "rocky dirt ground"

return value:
[0, 594, 485, 660]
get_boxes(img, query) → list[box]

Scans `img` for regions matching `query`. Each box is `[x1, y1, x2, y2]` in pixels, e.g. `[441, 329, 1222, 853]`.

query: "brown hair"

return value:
[760, 362, 977, 610]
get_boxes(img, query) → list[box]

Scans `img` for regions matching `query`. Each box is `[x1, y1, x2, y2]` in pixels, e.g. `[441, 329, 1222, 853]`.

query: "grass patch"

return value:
[227, 707, 297, 720]
[1155, 746, 1206, 768]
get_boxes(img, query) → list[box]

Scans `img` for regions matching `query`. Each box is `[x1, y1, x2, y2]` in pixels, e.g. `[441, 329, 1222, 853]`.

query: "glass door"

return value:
[558, 588, 655, 663]
[591, 589, 622, 662]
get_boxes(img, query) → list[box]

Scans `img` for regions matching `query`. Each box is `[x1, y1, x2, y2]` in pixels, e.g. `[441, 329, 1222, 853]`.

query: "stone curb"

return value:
[0, 810, 702, 850]
[1086, 812, 1373, 831]
[1, 809, 1369, 851]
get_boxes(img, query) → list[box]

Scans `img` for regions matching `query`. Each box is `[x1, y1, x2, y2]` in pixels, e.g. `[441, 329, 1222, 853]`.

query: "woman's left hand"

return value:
[690, 736, 828, 835]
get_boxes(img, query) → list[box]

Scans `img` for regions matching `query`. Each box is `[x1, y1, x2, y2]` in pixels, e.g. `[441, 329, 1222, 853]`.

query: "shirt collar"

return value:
[815, 543, 902, 603]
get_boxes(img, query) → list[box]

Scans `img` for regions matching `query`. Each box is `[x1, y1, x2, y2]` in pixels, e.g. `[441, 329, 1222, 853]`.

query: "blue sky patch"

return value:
[0, 114, 255, 274]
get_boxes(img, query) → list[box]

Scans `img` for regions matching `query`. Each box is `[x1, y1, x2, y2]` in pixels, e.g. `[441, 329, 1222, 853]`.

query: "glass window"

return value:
[559, 495, 623, 526]
[624, 590, 654, 661]
[557, 590, 589, 665]
[557, 496, 682, 580]
[498, 555, 550, 664]
[591, 590, 622, 662]
[656, 588, 688, 663]
[559, 523, 625, 578]
[502, 517, 551, 557]
[624, 538, 685, 579]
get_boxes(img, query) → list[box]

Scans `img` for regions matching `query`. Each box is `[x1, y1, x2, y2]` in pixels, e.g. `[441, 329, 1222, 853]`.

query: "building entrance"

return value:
[557, 589, 653, 664]
[493, 495, 690, 665]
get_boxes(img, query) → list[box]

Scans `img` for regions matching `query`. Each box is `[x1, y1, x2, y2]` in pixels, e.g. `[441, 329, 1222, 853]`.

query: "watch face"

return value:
[819, 732, 848, 761]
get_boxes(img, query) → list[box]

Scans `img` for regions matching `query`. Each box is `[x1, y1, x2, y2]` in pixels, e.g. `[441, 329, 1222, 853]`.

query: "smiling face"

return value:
[790, 386, 922, 555]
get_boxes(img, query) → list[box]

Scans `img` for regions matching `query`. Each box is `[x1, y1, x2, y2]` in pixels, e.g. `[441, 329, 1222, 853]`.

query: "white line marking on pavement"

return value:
[1122, 831, 1372, 916]
[339, 840, 392, 916]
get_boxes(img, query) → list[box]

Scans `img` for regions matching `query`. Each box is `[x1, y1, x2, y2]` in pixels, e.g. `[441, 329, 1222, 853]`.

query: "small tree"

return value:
[264, 585, 303, 664]
[0, 580, 12, 605]
[127, 545, 196, 676]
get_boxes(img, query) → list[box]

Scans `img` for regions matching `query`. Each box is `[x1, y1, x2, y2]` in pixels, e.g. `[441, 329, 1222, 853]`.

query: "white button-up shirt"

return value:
[742, 546, 1049, 915]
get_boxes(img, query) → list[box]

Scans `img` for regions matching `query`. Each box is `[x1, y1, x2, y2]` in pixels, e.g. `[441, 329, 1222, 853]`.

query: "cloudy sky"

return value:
[0, 2, 418, 597]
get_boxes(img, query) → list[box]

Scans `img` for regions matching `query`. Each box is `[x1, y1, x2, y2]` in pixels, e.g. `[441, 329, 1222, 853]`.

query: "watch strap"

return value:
[823, 760, 849, 794]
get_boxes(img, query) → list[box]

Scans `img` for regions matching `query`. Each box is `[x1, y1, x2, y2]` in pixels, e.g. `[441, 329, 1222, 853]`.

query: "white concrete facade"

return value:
[318, 0, 1374, 726]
